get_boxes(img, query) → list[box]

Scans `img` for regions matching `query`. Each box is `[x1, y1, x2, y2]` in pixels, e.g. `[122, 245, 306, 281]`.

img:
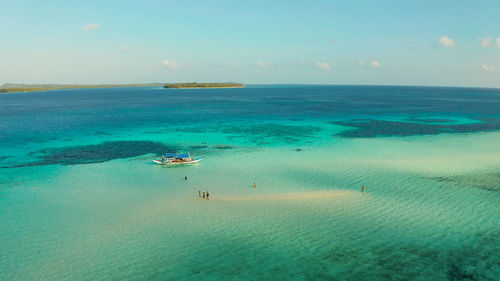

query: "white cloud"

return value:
[480, 37, 493, 48]
[121, 46, 132, 51]
[162, 60, 178, 69]
[315, 61, 331, 70]
[370, 61, 381, 67]
[257, 61, 269, 68]
[81, 23, 101, 31]
[439, 36, 456, 48]
[481, 65, 495, 72]
[479, 37, 500, 48]
[358, 60, 365, 66]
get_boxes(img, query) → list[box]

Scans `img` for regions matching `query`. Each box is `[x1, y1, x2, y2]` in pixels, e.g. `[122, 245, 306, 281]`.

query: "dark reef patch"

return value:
[432, 172, 500, 192]
[406, 118, 457, 123]
[173, 126, 209, 133]
[212, 145, 234, 150]
[333, 117, 500, 138]
[93, 131, 113, 136]
[188, 145, 209, 149]
[9, 141, 177, 167]
[220, 123, 321, 144]
[334, 120, 443, 138]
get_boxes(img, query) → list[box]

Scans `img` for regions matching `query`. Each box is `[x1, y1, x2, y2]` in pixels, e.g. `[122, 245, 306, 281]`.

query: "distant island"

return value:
[0, 83, 165, 93]
[163, 82, 244, 89]
[0, 82, 245, 93]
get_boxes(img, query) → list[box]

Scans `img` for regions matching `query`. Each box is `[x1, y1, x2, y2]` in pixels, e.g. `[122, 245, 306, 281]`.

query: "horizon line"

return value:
[2, 82, 500, 91]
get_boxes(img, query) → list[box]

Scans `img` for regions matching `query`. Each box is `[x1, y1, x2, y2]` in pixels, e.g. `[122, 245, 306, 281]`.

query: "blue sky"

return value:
[1, 0, 499, 87]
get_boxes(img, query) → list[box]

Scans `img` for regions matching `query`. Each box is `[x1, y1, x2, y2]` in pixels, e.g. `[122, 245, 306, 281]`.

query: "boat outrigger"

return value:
[153, 152, 203, 165]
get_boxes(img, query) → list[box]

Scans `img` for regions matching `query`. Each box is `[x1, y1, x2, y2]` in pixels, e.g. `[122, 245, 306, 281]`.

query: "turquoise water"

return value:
[1, 86, 499, 280]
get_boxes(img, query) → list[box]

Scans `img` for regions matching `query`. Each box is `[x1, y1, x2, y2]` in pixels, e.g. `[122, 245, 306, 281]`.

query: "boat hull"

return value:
[153, 158, 203, 165]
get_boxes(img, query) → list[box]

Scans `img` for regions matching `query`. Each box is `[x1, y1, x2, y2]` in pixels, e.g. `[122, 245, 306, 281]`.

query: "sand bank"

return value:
[216, 189, 358, 201]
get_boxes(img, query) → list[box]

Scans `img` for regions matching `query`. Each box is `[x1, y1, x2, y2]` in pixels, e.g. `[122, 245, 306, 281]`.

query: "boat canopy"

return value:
[163, 152, 190, 158]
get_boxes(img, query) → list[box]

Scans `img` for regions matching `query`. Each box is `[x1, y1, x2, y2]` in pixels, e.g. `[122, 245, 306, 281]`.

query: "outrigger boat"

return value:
[153, 152, 203, 165]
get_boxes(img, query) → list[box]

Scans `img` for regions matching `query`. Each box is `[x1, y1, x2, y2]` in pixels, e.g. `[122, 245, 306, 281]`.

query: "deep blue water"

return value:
[1, 85, 500, 147]
[1, 85, 500, 168]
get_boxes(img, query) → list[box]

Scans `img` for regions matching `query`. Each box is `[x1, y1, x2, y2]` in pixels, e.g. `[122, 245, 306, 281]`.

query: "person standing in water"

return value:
[185, 176, 188, 181]
[361, 186, 365, 192]
[206, 191, 210, 200]
[254, 182, 257, 188]
[198, 191, 201, 197]
[203, 192, 206, 198]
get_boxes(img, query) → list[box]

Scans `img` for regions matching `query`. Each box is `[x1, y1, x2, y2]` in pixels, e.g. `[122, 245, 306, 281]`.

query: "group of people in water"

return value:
[198, 190, 210, 199]
[184, 175, 211, 199]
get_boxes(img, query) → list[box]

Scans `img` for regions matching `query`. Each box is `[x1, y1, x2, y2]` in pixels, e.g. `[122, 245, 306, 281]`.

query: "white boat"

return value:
[153, 152, 203, 165]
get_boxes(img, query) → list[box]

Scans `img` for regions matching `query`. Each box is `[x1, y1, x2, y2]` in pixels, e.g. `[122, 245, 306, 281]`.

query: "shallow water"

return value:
[1, 86, 499, 280]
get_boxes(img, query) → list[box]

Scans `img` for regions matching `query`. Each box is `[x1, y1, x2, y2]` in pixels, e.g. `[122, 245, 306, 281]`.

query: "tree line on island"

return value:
[163, 82, 244, 88]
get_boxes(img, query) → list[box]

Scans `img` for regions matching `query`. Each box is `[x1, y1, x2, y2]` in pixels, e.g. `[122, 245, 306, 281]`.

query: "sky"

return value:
[1, 0, 499, 87]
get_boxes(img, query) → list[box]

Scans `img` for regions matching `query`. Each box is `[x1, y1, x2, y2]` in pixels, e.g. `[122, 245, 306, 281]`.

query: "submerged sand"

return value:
[216, 189, 359, 201]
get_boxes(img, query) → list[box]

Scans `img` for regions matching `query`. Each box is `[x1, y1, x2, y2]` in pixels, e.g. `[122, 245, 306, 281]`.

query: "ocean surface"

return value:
[1, 85, 499, 280]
